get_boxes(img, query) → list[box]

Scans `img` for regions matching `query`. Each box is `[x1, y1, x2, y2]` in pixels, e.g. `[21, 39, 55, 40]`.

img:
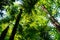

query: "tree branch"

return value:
[41, 5, 60, 32]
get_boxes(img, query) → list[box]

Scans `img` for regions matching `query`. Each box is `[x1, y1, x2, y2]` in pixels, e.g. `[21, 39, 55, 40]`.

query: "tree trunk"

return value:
[41, 5, 60, 32]
[0, 26, 9, 40]
[9, 9, 22, 40]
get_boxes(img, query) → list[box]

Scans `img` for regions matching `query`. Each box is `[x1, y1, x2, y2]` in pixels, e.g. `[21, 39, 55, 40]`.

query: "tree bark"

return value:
[0, 26, 9, 40]
[41, 5, 60, 32]
[9, 9, 22, 40]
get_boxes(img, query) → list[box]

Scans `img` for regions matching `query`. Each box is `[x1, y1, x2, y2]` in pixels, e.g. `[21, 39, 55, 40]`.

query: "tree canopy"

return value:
[0, 0, 60, 40]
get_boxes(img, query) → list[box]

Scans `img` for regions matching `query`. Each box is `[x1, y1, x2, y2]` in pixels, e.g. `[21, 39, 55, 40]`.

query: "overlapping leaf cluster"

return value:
[0, 0, 60, 40]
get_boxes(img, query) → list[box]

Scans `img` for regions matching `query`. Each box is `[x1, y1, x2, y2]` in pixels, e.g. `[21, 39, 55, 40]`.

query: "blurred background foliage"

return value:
[0, 0, 60, 40]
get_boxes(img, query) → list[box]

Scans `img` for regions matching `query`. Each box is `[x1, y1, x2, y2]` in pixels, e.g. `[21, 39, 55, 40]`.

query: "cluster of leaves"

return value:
[0, 0, 60, 40]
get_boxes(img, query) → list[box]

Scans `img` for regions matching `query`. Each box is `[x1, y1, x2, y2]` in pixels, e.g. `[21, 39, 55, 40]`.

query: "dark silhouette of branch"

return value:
[9, 9, 22, 40]
[0, 26, 9, 40]
[41, 5, 60, 32]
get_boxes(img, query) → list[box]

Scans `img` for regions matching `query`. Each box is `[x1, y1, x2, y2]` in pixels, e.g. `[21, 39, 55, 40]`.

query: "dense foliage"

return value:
[0, 0, 60, 40]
